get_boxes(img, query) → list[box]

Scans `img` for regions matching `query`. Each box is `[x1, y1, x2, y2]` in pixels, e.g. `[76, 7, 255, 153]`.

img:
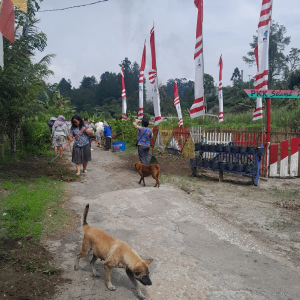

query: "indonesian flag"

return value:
[120, 67, 127, 121]
[218, 55, 223, 122]
[174, 80, 183, 127]
[149, 24, 161, 125]
[190, 0, 204, 118]
[253, 44, 262, 120]
[0, 0, 15, 43]
[253, 0, 273, 121]
[138, 41, 146, 119]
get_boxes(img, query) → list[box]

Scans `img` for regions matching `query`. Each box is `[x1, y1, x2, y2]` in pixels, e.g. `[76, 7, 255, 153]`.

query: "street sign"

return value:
[244, 89, 300, 99]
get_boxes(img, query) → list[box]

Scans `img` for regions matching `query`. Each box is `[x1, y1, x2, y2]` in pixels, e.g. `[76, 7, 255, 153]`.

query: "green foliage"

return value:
[242, 22, 298, 88]
[0, 178, 63, 238]
[0, 0, 59, 162]
[109, 112, 137, 147]
[21, 117, 51, 154]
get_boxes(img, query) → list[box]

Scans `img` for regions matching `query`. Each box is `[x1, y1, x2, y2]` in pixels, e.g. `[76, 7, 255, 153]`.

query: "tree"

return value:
[242, 22, 300, 88]
[80, 75, 97, 90]
[166, 78, 193, 100]
[159, 84, 176, 116]
[58, 78, 72, 97]
[0, 0, 56, 159]
[230, 67, 241, 82]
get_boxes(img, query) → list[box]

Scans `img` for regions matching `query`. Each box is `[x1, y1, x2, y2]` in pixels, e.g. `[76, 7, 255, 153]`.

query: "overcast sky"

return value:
[34, 0, 300, 90]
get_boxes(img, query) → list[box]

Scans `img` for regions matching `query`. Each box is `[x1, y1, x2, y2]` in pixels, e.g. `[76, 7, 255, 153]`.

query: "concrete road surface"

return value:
[48, 148, 300, 300]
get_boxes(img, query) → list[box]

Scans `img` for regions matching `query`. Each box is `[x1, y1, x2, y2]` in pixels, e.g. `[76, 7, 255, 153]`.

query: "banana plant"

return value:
[44, 83, 59, 108]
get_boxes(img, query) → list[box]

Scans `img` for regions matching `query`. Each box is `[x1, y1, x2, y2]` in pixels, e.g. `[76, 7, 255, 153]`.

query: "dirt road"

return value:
[48, 148, 300, 300]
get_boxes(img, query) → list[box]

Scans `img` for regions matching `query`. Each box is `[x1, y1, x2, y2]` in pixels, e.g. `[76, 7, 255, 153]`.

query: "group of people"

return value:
[49, 114, 153, 176]
[49, 115, 112, 176]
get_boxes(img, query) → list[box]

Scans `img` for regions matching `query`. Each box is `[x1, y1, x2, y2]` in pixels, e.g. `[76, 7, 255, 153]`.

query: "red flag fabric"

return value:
[254, 44, 259, 72]
[190, 0, 204, 118]
[138, 41, 146, 119]
[148, 24, 161, 125]
[174, 80, 183, 127]
[149, 26, 157, 84]
[218, 55, 223, 122]
[0, 0, 15, 43]
[253, 0, 272, 121]
[120, 67, 127, 121]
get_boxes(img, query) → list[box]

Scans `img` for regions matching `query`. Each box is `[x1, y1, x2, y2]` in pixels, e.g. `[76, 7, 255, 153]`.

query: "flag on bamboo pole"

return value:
[0, 0, 15, 43]
[253, 0, 273, 121]
[218, 54, 223, 122]
[190, 0, 204, 118]
[253, 44, 263, 121]
[120, 67, 127, 121]
[149, 24, 161, 125]
[174, 80, 183, 127]
[11, 0, 27, 12]
[138, 41, 146, 119]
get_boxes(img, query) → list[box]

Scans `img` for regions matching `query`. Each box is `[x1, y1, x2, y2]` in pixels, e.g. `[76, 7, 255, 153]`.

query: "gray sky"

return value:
[34, 0, 300, 90]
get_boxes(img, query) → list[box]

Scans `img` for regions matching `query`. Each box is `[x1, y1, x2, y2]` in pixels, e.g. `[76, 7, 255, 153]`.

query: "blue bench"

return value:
[189, 142, 265, 186]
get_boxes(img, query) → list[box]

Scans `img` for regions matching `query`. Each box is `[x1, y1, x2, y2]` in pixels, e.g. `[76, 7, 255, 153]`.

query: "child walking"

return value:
[103, 121, 112, 151]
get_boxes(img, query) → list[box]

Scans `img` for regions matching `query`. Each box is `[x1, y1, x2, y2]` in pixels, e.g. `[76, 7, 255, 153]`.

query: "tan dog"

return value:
[135, 162, 160, 188]
[74, 204, 153, 299]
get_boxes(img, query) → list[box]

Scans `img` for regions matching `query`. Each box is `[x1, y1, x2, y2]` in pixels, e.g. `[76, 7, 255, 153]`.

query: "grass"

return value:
[206, 203, 217, 209]
[0, 178, 68, 239]
[113, 145, 137, 156]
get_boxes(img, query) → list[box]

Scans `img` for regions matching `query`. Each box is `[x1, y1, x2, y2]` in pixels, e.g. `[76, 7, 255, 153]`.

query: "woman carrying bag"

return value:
[133, 119, 153, 165]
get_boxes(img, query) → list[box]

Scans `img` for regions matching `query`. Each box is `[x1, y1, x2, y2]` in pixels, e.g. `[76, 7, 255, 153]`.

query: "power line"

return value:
[37, 0, 109, 12]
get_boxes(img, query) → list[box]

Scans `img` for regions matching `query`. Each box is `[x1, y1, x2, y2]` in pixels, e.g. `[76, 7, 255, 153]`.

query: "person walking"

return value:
[52, 115, 69, 158]
[103, 121, 112, 151]
[83, 117, 93, 150]
[133, 119, 153, 165]
[68, 115, 93, 176]
[95, 121, 104, 148]
[48, 117, 57, 134]
[90, 120, 95, 132]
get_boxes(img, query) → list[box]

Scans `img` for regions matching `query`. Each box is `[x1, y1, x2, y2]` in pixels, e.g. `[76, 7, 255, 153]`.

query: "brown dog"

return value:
[74, 204, 153, 299]
[135, 162, 160, 188]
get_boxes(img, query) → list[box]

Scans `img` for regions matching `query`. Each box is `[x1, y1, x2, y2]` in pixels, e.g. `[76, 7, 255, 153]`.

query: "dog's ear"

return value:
[144, 259, 153, 265]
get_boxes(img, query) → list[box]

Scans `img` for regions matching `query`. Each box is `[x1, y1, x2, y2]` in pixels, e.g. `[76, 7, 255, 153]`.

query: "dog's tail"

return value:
[83, 204, 90, 231]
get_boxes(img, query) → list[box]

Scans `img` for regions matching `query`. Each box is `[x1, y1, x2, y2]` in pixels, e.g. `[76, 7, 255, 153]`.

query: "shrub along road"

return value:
[48, 147, 300, 300]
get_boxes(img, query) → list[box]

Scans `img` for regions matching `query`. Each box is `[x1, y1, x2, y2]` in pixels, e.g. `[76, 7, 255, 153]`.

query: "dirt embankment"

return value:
[0, 154, 78, 300]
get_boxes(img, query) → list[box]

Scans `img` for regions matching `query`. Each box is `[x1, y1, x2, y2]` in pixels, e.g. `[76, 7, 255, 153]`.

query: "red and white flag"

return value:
[120, 67, 127, 121]
[138, 41, 146, 119]
[190, 0, 204, 118]
[149, 24, 161, 125]
[218, 55, 223, 122]
[174, 80, 183, 127]
[0, 0, 15, 43]
[253, 0, 273, 121]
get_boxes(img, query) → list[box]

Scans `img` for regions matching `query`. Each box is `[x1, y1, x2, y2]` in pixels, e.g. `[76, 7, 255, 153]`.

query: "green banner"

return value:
[244, 89, 300, 99]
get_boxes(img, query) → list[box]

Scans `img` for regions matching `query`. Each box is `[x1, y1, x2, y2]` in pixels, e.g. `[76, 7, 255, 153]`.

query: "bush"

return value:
[109, 112, 137, 147]
[21, 118, 51, 154]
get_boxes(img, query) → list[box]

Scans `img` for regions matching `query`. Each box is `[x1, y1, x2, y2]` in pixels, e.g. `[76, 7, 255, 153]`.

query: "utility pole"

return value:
[248, 75, 252, 89]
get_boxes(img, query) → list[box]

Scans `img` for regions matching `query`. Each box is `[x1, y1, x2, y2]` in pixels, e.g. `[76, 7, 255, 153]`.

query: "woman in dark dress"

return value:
[68, 115, 93, 176]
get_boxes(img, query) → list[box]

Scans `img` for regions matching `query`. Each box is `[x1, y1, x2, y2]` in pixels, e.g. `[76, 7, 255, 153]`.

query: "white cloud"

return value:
[35, 0, 300, 91]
